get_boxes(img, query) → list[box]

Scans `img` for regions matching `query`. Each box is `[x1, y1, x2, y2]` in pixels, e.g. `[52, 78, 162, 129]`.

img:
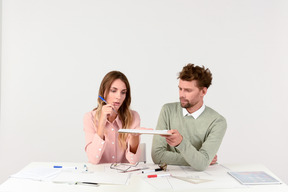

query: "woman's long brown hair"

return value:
[94, 71, 133, 149]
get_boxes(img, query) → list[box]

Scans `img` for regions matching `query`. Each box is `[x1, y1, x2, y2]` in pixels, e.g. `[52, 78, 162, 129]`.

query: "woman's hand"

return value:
[128, 127, 153, 153]
[100, 104, 116, 119]
[97, 104, 116, 139]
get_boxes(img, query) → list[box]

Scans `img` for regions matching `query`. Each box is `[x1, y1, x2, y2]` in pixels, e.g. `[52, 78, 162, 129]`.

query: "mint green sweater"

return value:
[151, 102, 227, 171]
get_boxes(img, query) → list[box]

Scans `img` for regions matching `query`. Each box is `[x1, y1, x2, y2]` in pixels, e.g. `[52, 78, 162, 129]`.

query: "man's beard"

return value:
[180, 98, 192, 108]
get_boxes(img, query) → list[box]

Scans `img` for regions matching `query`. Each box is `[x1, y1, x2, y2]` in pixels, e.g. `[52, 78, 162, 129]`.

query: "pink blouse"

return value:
[83, 110, 141, 164]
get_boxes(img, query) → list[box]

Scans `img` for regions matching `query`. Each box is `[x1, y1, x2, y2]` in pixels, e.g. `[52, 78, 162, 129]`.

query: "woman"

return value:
[83, 71, 141, 164]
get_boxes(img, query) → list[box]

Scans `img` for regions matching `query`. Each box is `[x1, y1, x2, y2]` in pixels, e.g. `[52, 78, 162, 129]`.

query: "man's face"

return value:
[178, 79, 206, 109]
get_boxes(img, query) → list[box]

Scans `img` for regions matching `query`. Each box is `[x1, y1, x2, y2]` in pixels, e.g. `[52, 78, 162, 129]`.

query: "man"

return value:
[151, 64, 227, 171]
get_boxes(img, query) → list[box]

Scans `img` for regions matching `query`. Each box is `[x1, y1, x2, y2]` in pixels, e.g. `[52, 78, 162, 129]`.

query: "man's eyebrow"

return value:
[178, 86, 191, 90]
[181, 88, 193, 92]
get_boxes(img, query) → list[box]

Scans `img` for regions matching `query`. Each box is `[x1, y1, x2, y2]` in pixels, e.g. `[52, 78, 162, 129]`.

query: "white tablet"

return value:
[118, 129, 172, 135]
[228, 171, 282, 185]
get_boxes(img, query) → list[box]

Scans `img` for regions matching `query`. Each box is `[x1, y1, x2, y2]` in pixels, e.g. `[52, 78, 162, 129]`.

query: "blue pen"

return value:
[98, 96, 118, 114]
[98, 95, 108, 103]
[53, 165, 77, 170]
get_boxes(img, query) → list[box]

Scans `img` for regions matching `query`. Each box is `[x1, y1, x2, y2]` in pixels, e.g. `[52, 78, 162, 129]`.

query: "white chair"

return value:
[139, 143, 146, 163]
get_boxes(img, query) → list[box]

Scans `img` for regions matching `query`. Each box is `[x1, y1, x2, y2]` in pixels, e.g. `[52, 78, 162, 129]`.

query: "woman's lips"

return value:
[113, 102, 120, 107]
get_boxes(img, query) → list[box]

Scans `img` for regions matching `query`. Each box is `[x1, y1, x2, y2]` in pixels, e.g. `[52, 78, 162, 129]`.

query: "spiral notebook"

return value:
[228, 171, 282, 185]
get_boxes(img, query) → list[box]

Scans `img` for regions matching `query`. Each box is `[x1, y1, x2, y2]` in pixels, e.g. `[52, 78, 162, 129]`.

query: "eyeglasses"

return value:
[158, 162, 167, 171]
[110, 162, 148, 173]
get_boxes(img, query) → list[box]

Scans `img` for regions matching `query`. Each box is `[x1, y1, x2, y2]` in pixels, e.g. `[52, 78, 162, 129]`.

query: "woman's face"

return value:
[105, 79, 127, 111]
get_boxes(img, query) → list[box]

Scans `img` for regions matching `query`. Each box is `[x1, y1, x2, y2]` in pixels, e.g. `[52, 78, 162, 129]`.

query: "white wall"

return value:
[1, 0, 288, 184]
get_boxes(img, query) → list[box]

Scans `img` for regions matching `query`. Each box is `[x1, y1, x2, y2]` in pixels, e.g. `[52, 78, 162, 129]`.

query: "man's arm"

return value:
[151, 105, 189, 165]
[151, 105, 227, 170]
[174, 117, 227, 170]
[152, 133, 189, 165]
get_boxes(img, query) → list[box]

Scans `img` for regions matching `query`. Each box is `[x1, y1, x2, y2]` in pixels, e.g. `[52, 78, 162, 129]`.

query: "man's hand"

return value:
[160, 129, 183, 147]
[210, 155, 218, 165]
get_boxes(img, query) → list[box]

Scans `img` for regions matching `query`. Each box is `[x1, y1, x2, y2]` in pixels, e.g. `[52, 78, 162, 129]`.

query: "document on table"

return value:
[10, 167, 61, 181]
[142, 164, 245, 190]
[52, 171, 131, 185]
[118, 129, 172, 135]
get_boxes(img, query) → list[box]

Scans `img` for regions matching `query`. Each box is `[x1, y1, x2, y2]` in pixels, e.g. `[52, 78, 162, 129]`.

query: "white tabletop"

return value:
[0, 162, 287, 192]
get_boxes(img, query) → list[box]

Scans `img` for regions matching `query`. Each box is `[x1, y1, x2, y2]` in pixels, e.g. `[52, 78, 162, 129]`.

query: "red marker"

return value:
[147, 173, 171, 178]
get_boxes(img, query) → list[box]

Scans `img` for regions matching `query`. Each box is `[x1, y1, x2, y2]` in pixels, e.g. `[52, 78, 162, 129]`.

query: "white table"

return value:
[0, 162, 287, 192]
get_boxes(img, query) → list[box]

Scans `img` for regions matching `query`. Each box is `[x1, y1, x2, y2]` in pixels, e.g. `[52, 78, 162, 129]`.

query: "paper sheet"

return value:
[52, 171, 131, 185]
[142, 164, 245, 190]
[10, 167, 61, 181]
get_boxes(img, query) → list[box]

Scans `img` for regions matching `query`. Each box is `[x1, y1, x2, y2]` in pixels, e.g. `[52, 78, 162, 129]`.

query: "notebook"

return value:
[228, 171, 282, 185]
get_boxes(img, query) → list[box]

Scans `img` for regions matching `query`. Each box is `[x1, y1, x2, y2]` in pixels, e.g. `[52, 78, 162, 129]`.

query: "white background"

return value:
[1, 0, 288, 184]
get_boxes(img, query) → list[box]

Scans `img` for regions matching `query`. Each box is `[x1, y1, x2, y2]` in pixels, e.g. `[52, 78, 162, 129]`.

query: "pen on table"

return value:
[76, 182, 99, 186]
[53, 165, 77, 170]
[98, 96, 118, 114]
[142, 168, 163, 174]
[147, 173, 171, 178]
[54, 181, 98, 186]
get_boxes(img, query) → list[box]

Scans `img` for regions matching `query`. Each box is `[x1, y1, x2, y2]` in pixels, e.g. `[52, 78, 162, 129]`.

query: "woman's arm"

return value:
[83, 111, 106, 164]
[125, 111, 141, 164]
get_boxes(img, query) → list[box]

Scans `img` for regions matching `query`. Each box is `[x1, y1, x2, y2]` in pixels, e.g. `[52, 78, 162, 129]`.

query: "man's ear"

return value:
[201, 87, 208, 96]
